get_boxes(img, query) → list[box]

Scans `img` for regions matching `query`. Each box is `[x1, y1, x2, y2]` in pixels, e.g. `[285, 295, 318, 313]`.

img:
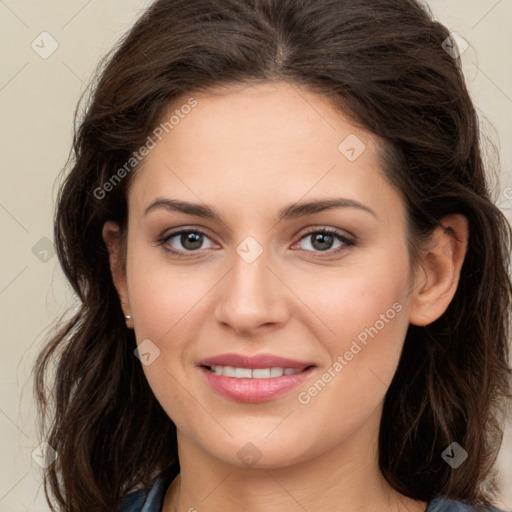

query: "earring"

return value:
[124, 314, 134, 329]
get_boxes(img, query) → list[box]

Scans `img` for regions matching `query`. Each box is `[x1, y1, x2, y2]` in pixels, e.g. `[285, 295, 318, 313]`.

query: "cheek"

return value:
[295, 248, 411, 397]
[125, 251, 210, 428]
[291, 277, 410, 448]
[297, 247, 410, 347]
[126, 238, 214, 341]
[327, 273, 408, 349]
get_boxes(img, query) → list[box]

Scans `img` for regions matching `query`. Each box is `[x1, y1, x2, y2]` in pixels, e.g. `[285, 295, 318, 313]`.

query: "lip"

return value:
[197, 352, 315, 370]
[197, 352, 317, 403]
[199, 365, 316, 403]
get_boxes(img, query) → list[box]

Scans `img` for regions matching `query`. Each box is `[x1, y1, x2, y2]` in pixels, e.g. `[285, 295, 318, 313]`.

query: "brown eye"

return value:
[178, 232, 204, 250]
[296, 228, 355, 254]
[158, 228, 215, 255]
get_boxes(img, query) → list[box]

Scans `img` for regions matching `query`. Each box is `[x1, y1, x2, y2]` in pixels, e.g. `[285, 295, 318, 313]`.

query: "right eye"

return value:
[157, 228, 216, 256]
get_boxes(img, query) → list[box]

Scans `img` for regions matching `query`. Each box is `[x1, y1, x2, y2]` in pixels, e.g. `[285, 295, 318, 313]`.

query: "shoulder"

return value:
[428, 496, 509, 512]
[116, 466, 177, 512]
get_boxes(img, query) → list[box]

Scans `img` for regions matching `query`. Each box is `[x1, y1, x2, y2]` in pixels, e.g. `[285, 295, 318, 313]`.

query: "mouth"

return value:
[198, 363, 317, 403]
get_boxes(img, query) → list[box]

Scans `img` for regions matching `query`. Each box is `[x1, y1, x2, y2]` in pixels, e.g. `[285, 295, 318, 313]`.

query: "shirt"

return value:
[116, 466, 508, 512]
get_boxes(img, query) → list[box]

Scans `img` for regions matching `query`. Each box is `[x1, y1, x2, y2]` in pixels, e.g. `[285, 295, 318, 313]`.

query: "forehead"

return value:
[128, 81, 403, 223]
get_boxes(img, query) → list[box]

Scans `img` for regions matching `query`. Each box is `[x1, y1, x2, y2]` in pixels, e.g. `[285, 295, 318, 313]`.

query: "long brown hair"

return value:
[34, 0, 512, 510]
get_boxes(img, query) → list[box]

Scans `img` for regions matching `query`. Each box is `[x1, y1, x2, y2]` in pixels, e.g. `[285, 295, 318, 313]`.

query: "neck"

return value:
[162, 414, 427, 512]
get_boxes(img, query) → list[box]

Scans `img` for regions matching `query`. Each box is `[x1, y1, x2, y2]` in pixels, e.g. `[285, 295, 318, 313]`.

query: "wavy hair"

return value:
[34, 0, 512, 510]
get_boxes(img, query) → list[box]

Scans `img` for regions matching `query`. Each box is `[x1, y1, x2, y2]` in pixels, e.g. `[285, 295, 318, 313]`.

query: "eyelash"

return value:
[156, 227, 355, 259]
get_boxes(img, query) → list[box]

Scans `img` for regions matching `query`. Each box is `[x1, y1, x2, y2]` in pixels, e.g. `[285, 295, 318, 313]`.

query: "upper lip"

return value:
[198, 353, 315, 370]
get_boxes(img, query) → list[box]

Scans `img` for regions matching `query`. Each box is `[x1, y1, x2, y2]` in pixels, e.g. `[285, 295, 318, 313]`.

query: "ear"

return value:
[408, 213, 469, 326]
[102, 220, 131, 318]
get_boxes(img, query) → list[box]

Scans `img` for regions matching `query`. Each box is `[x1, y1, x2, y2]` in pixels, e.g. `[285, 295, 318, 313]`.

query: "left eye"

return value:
[296, 229, 354, 253]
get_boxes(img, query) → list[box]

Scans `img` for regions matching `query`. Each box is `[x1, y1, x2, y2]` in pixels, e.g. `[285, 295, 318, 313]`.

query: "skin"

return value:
[103, 81, 468, 512]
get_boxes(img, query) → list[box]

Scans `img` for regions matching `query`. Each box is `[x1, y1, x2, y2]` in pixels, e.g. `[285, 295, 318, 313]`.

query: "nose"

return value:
[214, 246, 290, 335]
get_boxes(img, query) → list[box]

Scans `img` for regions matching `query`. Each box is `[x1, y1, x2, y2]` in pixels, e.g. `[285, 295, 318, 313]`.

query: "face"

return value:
[109, 81, 421, 468]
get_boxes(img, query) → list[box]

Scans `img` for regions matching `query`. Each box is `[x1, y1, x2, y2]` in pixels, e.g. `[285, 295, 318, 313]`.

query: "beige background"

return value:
[0, 0, 511, 510]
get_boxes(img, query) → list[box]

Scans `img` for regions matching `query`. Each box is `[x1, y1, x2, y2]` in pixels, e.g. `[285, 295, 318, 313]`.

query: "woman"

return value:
[34, 0, 512, 511]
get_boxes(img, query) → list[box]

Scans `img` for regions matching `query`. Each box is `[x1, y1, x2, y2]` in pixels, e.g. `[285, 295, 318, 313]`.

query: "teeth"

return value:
[253, 368, 271, 378]
[209, 365, 303, 378]
[235, 367, 252, 378]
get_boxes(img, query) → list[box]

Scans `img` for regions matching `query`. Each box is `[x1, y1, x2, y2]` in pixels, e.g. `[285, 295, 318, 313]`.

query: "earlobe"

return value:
[408, 213, 469, 327]
[102, 221, 130, 317]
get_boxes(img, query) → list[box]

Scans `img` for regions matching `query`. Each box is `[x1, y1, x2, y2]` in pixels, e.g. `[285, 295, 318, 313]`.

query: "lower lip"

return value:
[198, 366, 316, 403]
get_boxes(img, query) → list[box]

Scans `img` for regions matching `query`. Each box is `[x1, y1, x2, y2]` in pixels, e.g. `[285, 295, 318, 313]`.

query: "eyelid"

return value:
[296, 225, 355, 242]
[292, 226, 355, 254]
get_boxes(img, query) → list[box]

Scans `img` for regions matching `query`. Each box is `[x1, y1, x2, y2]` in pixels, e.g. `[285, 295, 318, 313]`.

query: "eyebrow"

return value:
[144, 197, 377, 221]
